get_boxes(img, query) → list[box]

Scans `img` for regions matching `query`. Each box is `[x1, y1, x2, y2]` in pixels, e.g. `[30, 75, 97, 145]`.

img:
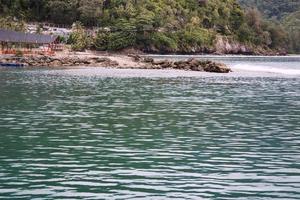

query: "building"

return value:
[27, 23, 72, 38]
[0, 29, 60, 55]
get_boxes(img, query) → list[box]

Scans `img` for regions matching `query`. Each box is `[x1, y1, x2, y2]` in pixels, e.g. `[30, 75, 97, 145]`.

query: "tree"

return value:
[282, 10, 300, 52]
[0, 16, 26, 31]
[47, 0, 78, 24]
[68, 22, 91, 51]
[78, 0, 103, 26]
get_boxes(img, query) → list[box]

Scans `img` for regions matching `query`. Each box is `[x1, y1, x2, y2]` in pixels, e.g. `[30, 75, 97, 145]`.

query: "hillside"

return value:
[282, 10, 300, 53]
[0, 0, 288, 54]
[238, 0, 300, 20]
[238, 0, 300, 53]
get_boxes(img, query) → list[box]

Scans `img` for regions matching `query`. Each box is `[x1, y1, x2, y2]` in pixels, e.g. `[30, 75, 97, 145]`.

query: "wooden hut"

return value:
[0, 29, 59, 55]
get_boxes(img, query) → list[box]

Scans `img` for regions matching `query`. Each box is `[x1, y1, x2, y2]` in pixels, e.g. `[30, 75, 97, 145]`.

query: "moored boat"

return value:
[0, 63, 24, 67]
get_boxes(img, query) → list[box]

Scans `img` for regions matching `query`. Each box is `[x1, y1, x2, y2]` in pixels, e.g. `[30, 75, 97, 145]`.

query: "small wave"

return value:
[232, 64, 300, 75]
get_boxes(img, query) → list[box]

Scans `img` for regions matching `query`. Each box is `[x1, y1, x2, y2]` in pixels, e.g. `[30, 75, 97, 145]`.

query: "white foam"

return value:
[232, 64, 300, 75]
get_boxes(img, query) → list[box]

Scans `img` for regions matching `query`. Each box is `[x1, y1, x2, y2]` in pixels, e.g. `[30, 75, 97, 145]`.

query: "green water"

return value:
[0, 60, 300, 199]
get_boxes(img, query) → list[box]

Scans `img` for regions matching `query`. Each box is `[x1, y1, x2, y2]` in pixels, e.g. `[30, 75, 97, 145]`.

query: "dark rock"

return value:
[110, 61, 119, 66]
[152, 60, 168, 65]
[146, 58, 231, 73]
[94, 57, 110, 63]
[128, 54, 142, 62]
[203, 62, 231, 73]
[83, 60, 91, 65]
[50, 60, 62, 66]
[187, 58, 200, 68]
[160, 61, 172, 68]
[143, 57, 154, 63]
[5, 56, 120, 68]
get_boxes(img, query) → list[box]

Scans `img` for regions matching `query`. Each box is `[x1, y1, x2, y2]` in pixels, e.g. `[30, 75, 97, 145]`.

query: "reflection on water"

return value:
[0, 63, 300, 199]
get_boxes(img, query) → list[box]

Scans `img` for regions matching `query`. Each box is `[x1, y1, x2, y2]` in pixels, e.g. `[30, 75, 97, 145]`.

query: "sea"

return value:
[0, 56, 299, 199]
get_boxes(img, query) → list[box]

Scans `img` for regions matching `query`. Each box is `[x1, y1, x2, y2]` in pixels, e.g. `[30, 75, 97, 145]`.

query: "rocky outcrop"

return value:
[213, 36, 287, 55]
[1, 55, 231, 73]
[127, 55, 231, 73]
[214, 36, 252, 54]
[142, 58, 231, 73]
[128, 54, 142, 62]
[139, 35, 286, 55]
[0, 56, 119, 67]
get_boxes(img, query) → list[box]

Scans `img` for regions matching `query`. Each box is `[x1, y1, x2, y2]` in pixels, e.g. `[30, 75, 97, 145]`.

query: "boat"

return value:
[0, 63, 24, 67]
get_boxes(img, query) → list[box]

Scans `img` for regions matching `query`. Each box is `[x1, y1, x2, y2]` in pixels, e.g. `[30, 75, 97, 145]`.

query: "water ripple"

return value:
[0, 68, 299, 199]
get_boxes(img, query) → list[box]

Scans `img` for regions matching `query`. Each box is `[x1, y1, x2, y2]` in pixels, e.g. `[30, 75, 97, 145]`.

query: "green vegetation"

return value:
[282, 11, 300, 53]
[238, 0, 300, 53]
[0, 0, 292, 53]
[237, 8, 287, 49]
[68, 22, 91, 51]
[0, 16, 26, 31]
[15, 49, 24, 57]
[238, 0, 300, 20]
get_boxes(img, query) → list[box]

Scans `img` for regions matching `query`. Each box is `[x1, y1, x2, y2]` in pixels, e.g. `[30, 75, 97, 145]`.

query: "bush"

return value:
[150, 32, 178, 52]
[69, 22, 90, 51]
[93, 31, 136, 51]
[177, 28, 214, 49]
[237, 24, 255, 43]
[93, 32, 110, 51]
[107, 32, 136, 51]
[0, 16, 26, 31]
[15, 50, 24, 57]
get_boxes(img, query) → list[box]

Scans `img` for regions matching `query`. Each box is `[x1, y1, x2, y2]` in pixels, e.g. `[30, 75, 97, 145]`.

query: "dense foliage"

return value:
[0, 16, 26, 31]
[238, 0, 300, 53]
[0, 0, 290, 53]
[238, 0, 300, 20]
[68, 22, 92, 51]
[282, 11, 300, 53]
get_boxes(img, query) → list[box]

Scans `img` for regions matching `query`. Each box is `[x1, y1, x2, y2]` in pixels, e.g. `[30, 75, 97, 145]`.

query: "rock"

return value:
[128, 54, 142, 62]
[94, 57, 110, 63]
[88, 59, 97, 64]
[83, 60, 91, 65]
[143, 57, 154, 63]
[146, 58, 231, 73]
[187, 58, 200, 68]
[50, 60, 62, 66]
[109, 61, 119, 67]
[174, 61, 186, 69]
[215, 36, 255, 55]
[184, 65, 191, 71]
[160, 61, 172, 68]
[152, 60, 168, 65]
[1, 55, 231, 73]
[203, 62, 231, 73]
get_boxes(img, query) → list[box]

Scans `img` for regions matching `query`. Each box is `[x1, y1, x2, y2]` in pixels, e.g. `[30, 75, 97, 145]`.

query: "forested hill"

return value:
[238, 0, 300, 20]
[0, 0, 252, 27]
[238, 0, 300, 53]
[0, 0, 288, 54]
[282, 10, 300, 53]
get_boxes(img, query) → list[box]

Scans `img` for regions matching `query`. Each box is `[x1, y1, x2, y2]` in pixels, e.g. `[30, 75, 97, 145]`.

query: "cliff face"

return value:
[214, 36, 287, 55]
[142, 35, 285, 55]
[214, 36, 251, 54]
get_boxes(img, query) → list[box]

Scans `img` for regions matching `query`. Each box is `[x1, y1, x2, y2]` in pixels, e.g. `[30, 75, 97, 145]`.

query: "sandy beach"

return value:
[54, 51, 150, 69]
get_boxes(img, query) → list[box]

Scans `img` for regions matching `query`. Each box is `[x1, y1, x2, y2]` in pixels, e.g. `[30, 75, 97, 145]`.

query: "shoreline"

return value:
[0, 52, 232, 73]
[1, 52, 300, 77]
[28, 66, 300, 79]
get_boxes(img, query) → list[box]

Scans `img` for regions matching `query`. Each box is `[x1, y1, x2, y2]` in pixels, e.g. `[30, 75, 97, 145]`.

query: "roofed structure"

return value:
[0, 29, 58, 44]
